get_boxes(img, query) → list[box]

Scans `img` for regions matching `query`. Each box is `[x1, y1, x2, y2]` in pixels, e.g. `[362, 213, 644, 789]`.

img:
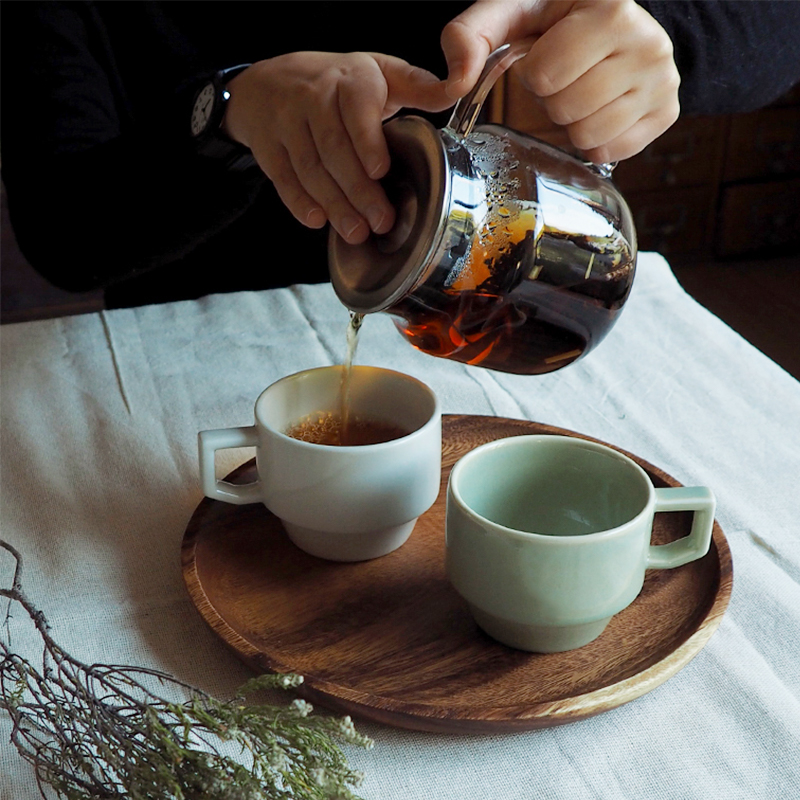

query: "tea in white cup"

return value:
[199, 365, 441, 562]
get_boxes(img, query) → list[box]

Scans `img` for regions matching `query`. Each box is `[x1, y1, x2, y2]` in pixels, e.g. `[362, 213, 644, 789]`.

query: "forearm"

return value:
[0, 0, 265, 291]
[3, 137, 265, 293]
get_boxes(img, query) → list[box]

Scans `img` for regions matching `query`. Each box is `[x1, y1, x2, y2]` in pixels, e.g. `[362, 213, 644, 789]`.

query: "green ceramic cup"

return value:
[446, 435, 716, 653]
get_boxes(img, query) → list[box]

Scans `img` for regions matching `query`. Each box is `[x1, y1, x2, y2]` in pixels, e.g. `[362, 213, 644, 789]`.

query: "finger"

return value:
[312, 102, 395, 236]
[440, 4, 513, 99]
[339, 96, 390, 181]
[579, 112, 676, 164]
[545, 40, 680, 127]
[514, 10, 616, 98]
[440, 0, 572, 99]
[288, 124, 373, 244]
[569, 94, 680, 163]
[252, 140, 327, 229]
[371, 54, 453, 116]
[540, 54, 636, 126]
[336, 59, 393, 179]
[339, 54, 450, 181]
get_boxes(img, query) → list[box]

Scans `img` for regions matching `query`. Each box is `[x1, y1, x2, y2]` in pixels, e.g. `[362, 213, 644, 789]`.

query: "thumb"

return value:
[441, 2, 514, 100]
[374, 55, 454, 116]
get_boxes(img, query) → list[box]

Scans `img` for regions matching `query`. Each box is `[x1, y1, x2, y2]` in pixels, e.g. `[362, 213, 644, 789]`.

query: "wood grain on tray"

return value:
[182, 415, 732, 733]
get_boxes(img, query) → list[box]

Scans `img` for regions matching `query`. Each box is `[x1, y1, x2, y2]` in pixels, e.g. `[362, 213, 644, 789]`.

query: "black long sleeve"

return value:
[0, 1, 460, 304]
[2, 1, 799, 305]
[0, 1, 267, 293]
[639, 0, 800, 115]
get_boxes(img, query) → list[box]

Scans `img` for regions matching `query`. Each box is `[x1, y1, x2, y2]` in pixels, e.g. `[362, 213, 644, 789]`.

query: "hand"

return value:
[441, 0, 680, 163]
[222, 52, 452, 244]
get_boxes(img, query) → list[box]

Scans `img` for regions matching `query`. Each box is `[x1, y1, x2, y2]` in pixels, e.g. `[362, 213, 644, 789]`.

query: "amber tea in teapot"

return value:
[386, 152, 635, 374]
[329, 42, 637, 376]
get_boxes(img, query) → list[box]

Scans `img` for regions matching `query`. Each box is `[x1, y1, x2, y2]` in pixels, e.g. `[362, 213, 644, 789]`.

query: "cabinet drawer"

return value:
[625, 187, 715, 255]
[717, 179, 800, 257]
[723, 106, 800, 182]
[612, 117, 726, 192]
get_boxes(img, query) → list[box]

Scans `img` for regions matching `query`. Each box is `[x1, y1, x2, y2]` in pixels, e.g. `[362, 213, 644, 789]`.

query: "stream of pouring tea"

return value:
[286, 312, 411, 445]
[340, 311, 365, 440]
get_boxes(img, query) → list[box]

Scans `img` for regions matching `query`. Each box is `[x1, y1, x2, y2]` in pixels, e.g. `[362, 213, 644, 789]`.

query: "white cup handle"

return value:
[647, 486, 716, 569]
[198, 426, 262, 505]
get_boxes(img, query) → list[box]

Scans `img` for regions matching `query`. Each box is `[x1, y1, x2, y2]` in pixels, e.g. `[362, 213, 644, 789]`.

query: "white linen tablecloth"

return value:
[2, 252, 799, 798]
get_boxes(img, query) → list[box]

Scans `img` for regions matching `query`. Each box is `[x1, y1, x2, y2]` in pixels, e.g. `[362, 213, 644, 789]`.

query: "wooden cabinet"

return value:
[491, 73, 800, 260]
[724, 105, 800, 182]
[717, 178, 800, 257]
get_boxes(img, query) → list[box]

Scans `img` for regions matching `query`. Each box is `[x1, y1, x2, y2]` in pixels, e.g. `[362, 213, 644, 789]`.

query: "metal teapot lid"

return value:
[328, 116, 449, 313]
[329, 40, 617, 314]
[328, 41, 545, 314]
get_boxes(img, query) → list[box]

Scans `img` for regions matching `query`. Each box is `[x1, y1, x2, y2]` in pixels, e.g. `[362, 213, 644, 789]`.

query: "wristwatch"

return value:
[190, 64, 256, 171]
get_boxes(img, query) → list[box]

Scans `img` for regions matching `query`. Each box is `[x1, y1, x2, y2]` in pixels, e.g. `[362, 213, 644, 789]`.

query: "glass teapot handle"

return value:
[445, 40, 534, 138]
[444, 39, 617, 177]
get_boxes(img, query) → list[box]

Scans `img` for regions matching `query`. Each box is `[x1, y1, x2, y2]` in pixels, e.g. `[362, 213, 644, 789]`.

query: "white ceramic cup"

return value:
[446, 435, 716, 653]
[199, 365, 441, 561]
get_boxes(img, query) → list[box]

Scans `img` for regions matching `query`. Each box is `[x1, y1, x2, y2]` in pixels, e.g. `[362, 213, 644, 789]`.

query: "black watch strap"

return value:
[218, 63, 251, 83]
[192, 63, 256, 171]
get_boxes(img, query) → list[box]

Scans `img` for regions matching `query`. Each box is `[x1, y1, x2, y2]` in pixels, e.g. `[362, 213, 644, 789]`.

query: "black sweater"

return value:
[2, 1, 799, 307]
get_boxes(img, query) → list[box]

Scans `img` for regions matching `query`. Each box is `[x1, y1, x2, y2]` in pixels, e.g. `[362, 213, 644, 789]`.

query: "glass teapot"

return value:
[328, 42, 637, 375]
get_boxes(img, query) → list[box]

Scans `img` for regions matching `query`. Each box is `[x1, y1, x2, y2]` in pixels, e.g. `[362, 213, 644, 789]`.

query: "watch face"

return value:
[191, 83, 216, 137]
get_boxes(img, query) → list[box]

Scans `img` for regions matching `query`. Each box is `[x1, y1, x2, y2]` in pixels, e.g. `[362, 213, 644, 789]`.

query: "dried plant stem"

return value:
[0, 539, 372, 799]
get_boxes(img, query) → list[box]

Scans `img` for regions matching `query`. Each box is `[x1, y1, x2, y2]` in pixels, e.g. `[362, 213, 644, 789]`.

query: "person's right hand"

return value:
[222, 52, 452, 245]
[441, 0, 680, 164]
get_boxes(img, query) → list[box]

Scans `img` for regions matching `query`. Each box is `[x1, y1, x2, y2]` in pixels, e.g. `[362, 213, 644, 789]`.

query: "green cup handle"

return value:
[198, 426, 262, 505]
[647, 486, 716, 569]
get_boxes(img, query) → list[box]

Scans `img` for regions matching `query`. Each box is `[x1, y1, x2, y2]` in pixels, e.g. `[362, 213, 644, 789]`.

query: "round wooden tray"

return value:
[182, 415, 732, 733]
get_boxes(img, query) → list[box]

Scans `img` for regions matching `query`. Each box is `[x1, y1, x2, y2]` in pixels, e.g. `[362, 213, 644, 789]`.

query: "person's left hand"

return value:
[222, 52, 452, 245]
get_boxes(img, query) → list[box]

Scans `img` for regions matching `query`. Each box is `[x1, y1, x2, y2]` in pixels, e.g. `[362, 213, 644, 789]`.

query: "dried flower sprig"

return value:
[0, 539, 373, 799]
